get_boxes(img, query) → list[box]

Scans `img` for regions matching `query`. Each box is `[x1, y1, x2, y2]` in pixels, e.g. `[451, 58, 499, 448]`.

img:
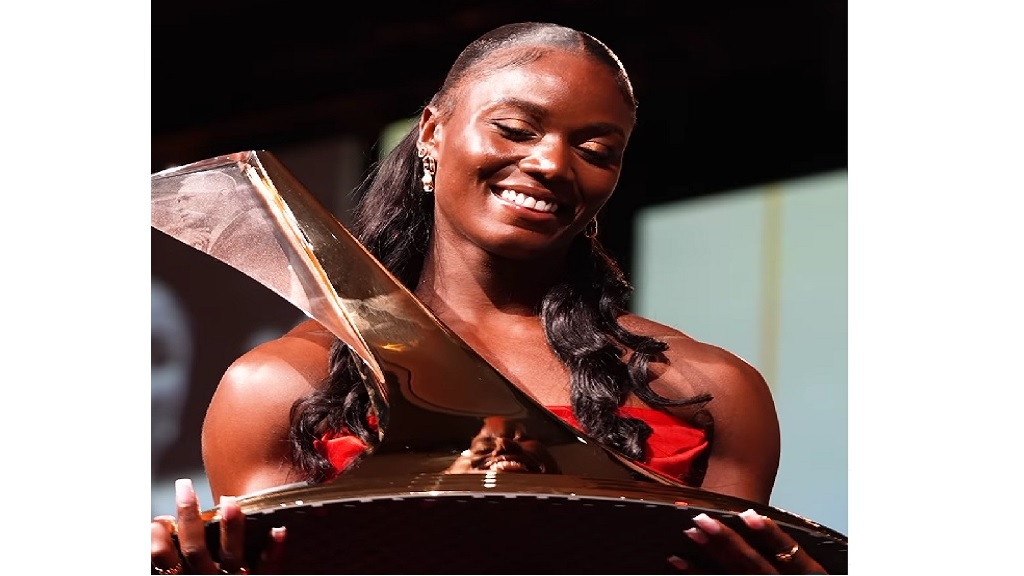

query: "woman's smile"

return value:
[495, 188, 559, 214]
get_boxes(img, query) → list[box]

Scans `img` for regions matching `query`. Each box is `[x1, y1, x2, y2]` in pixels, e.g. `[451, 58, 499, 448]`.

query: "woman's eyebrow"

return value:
[490, 97, 627, 137]
[487, 97, 547, 120]
[579, 122, 628, 139]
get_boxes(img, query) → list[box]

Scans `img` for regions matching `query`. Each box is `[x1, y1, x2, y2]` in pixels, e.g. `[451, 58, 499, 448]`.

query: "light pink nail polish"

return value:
[175, 479, 195, 506]
[684, 527, 709, 545]
[692, 513, 722, 534]
[740, 508, 766, 529]
[667, 555, 689, 570]
[220, 496, 238, 520]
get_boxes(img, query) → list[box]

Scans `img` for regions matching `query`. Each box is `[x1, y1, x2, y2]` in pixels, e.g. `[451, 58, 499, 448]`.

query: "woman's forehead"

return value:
[454, 48, 634, 122]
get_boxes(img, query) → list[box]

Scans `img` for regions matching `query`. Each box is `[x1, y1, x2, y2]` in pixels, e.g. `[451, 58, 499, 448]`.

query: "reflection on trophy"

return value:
[152, 151, 848, 574]
[152, 167, 313, 316]
[443, 416, 562, 475]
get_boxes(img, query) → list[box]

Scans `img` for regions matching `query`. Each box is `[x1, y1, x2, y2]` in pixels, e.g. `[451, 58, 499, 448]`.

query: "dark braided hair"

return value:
[290, 22, 711, 483]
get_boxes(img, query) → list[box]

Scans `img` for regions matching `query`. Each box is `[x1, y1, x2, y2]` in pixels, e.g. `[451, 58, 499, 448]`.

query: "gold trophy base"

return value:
[202, 474, 848, 574]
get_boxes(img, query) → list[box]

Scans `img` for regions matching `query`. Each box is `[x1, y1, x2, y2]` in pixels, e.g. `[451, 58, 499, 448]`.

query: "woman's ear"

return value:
[417, 105, 442, 154]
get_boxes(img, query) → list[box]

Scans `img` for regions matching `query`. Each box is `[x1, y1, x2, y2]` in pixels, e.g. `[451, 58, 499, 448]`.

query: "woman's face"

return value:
[420, 47, 634, 261]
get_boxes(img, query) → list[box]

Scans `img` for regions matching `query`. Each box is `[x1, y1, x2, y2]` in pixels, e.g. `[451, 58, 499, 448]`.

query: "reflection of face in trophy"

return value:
[151, 278, 193, 465]
[171, 172, 247, 253]
[444, 416, 561, 475]
[159, 167, 313, 314]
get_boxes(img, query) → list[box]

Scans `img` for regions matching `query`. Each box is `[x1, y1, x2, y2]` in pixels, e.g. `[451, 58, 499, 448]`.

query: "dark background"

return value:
[151, 0, 847, 480]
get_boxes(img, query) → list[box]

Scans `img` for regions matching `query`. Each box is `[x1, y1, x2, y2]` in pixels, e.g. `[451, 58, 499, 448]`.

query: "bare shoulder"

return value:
[220, 319, 336, 394]
[208, 318, 335, 426]
[618, 314, 768, 401]
[202, 319, 336, 498]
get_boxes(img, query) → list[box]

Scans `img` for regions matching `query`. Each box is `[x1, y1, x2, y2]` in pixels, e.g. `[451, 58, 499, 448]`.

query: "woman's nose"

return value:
[519, 136, 572, 180]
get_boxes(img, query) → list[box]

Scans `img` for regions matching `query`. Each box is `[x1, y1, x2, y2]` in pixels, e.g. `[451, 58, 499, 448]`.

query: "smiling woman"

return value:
[151, 22, 838, 575]
[420, 38, 635, 262]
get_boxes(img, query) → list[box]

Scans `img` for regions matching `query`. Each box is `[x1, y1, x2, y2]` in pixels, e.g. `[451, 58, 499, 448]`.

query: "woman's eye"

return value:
[578, 143, 617, 165]
[494, 122, 534, 140]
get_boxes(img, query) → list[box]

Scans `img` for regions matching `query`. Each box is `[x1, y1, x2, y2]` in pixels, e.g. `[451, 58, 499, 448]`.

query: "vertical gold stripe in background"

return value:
[759, 185, 784, 389]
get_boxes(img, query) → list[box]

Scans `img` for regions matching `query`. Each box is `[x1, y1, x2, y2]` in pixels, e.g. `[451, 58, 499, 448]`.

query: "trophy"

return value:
[152, 151, 848, 573]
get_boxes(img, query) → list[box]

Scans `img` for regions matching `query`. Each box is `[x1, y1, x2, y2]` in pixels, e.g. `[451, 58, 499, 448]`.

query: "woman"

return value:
[151, 21, 829, 575]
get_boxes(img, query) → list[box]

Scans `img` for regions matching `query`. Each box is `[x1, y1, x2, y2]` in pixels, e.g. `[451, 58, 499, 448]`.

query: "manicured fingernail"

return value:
[271, 526, 287, 542]
[739, 508, 766, 530]
[175, 479, 195, 506]
[220, 496, 238, 520]
[667, 555, 689, 570]
[692, 513, 721, 535]
[684, 527, 709, 544]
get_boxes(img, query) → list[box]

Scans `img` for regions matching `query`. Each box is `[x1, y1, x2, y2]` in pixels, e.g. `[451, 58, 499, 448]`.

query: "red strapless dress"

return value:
[314, 406, 708, 484]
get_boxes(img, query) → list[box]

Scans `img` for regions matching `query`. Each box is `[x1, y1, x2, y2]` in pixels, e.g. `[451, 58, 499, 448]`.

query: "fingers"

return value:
[259, 526, 288, 574]
[154, 479, 272, 574]
[686, 512, 779, 574]
[737, 510, 829, 575]
[151, 516, 183, 574]
[678, 509, 831, 575]
[217, 496, 248, 574]
[667, 552, 714, 574]
[175, 478, 220, 574]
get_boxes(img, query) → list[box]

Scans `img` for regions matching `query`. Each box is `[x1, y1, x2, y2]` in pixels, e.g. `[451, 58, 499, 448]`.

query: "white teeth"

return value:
[498, 189, 558, 213]
[488, 460, 528, 472]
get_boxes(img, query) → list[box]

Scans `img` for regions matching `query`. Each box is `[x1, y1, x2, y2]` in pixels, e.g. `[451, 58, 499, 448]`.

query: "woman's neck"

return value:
[414, 241, 566, 325]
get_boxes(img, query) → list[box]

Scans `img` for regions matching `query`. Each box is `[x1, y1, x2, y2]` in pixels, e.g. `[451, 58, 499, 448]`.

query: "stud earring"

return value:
[418, 148, 436, 193]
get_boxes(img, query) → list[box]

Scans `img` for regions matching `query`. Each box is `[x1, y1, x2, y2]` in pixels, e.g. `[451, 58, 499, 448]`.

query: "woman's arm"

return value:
[688, 349, 780, 504]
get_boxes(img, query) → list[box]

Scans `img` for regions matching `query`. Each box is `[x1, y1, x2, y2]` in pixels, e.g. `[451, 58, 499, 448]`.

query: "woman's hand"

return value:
[667, 509, 829, 574]
[150, 478, 286, 575]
